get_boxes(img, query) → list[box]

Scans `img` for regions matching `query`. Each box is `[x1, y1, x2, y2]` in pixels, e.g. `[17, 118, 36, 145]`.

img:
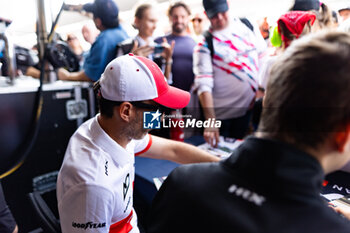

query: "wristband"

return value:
[165, 59, 173, 65]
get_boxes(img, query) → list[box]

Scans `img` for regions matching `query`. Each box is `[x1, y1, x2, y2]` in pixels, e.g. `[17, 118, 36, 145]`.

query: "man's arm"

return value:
[58, 184, 114, 233]
[139, 135, 219, 163]
[199, 91, 220, 147]
[193, 40, 220, 147]
[57, 68, 92, 82]
[25, 66, 41, 79]
[160, 37, 175, 81]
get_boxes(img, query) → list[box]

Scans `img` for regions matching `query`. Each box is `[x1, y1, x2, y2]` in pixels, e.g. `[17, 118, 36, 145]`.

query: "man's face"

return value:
[127, 101, 164, 140]
[191, 13, 205, 35]
[129, 108, 149, 140]
[339, 9, 350, 23]
[82, 25, 99, 44]
[170, 6, 190, 34]
[136, 8, 158, 38]
[208, 11, 229, 31]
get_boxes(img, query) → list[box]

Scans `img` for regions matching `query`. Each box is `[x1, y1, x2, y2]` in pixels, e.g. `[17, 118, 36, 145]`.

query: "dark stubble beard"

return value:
[172, 23, 186, 34]
[124, 110, 149, 140]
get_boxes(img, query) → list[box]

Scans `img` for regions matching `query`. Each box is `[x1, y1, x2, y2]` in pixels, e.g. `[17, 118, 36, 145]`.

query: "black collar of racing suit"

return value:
[222, 136, 325, 201]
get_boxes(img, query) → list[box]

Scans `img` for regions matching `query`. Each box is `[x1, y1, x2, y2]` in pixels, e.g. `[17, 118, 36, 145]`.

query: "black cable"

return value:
[47, 2, 65, 43]
[0, 53, 45, 178]
[0, 1, 66, 177]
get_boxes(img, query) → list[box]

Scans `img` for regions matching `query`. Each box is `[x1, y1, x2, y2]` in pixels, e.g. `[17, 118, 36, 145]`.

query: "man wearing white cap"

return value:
[56, 54, 219, 233]
[338, 5, 350, 24]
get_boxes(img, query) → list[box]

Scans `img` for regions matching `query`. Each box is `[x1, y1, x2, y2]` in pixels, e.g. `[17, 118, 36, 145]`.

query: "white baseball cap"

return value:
[98, 54, 190, 109]
[339, 5, 350, 13]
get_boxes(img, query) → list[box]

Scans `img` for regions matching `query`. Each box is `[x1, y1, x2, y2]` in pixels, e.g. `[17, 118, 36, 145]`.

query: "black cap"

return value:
[292, 0, 320, 11]
[203, 0, 229, 18]
[83, 0, 119, 27]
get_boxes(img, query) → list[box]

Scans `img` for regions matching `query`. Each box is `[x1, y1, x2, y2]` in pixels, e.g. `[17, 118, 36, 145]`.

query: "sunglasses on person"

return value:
[191, 18, 203, 23]
[130, 101, 169, 114]
[110, 101, 169, 114]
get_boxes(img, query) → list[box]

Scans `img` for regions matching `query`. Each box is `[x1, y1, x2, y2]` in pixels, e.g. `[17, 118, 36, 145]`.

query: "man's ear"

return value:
[334, 124, 350, 153]
[118, 102, 133, 122]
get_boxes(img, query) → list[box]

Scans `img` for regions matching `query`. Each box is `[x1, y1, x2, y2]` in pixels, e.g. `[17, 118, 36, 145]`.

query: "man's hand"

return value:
[204, 127, 220, 148]
[131, 40, 153, 57]
[57, 69, 92, 82]
[57, 68, 70, 80]
[331, 205, 350, 220]
[63, 3, 84, 12]
[25, 66, 41, 79]
[198, 92, 219, 147]
[160, 37, 175, 62]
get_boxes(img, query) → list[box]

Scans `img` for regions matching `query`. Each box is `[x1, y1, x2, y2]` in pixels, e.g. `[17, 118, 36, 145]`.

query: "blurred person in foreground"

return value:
[57, 0, 128, 82]
[148, 30, 350, 233]
[57, 54, 219, 233]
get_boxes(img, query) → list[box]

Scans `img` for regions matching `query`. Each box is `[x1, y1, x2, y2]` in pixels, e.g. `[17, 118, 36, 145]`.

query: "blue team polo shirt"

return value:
[83, 26, 128, 81]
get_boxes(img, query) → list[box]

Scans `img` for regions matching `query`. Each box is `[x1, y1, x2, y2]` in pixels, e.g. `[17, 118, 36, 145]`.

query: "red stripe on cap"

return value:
[134, 56, 168, 98]
[133, 55, 190, 109]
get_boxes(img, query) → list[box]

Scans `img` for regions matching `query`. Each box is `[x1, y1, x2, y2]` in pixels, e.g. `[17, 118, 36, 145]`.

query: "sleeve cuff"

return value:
[135, 134, 152, 156]
[197, 85, 212, 96]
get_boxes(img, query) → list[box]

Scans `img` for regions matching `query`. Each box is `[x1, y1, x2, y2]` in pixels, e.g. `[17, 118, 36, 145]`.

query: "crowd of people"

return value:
[3, 0, 350, 232]
[48, 0, 350, 144]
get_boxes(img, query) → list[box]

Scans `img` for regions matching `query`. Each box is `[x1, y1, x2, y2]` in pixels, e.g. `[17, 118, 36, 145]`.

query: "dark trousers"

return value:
[220, 110, 252, 139]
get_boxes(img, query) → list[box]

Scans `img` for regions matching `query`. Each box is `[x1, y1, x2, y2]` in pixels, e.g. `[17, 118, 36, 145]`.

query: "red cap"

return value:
[278, 11, 316, 47]
[99, 54, 190, 109]
[135, 56, 190, 109]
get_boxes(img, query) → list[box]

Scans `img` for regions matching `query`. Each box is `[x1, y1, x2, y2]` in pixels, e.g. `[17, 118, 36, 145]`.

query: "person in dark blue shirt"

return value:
[155, 2, 196, 92]
[58, 0, 128, 82]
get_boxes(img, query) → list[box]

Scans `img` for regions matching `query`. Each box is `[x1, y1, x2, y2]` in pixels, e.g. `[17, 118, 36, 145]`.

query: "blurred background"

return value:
[1, 0, 348, 50]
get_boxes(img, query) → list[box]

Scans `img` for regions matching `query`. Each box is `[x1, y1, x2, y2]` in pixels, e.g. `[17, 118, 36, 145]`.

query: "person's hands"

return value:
[63, 3, 84, 12]
[203, 127, 220, 148]
[331, 205, 350, 220]
[25, 66, 41, 79]
[131, 40, 153, 57]
[57, 68, 70, 80]
[160, 37, 175, 62]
